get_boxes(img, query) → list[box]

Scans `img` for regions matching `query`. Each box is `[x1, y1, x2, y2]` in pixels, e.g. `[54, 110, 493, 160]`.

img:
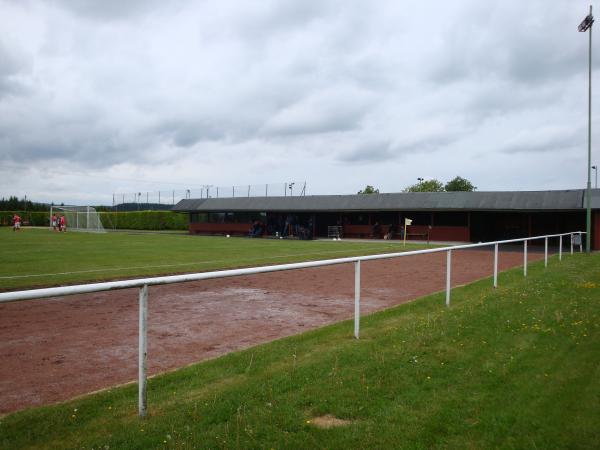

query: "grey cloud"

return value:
[0, 106, 154, 167]
[155, 120, 227, 148]
[336, 129, 461, 164]
[428, 2, 597, 87]
[392, 133, 461, 155]
[261, 106, 362, 136]
[336, 140, 393, 163]
[503, 34, 590, 85]
[497, 126, 584, 155]
[48, 0, 174, 21]
[463, 82, 561, 123]
[234, 1, 336, 39]
[0, 43, 31, 98]
[260, 87, 373, 136]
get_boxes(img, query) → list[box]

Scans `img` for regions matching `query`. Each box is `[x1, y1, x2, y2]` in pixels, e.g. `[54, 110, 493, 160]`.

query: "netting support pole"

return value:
[445, 249, 452, 307]
[523, 240, 528, 277]
[493, 243, 498, 288]
[138, 284, 148, 418]
[544, 237, 548, 268]
[354, 261, 360, 339]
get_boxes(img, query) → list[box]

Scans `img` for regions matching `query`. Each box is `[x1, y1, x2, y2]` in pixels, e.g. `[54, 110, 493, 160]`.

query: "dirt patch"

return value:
[0, 248, 543, 414]
[310, 414, 353, 429]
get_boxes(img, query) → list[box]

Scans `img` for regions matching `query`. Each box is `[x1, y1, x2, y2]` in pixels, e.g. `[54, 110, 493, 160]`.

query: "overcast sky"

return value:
[1, 0, 599, 205]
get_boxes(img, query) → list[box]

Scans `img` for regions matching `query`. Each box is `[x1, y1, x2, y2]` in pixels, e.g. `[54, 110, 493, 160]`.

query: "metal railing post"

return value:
[138, 284, 148, 418]
[354, 261, 360, 339]
[544, 237, 548, 267]
[493, 243, 498, 288]
[580, 232, 583, 253]
[523, 240, 528, 277]
[446, 250, 452, 307]
[559, 235, 563, 261]
[571, 233, 574, 255]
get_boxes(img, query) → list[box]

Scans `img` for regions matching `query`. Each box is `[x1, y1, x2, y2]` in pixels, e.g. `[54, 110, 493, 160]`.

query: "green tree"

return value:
[445, 176, 476, 192]
[357, 185, 380, 194]
[403, 179, 444, 192]
[0, 196, 48, 212]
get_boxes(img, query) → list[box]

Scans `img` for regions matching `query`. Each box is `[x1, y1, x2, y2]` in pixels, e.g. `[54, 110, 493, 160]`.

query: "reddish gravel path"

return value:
[0, 249, 543, 414]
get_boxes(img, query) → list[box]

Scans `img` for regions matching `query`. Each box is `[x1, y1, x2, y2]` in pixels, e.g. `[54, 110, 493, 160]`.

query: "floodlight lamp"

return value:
[578, 14, 594, 32]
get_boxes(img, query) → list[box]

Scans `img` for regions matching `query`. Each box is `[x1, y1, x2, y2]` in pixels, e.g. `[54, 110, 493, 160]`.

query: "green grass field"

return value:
[0, 251, 598, 449]
[0, 228, 433, 291]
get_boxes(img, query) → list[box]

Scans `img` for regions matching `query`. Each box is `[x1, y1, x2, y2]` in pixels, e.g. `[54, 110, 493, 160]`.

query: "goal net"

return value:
[51, 205, 106, 233]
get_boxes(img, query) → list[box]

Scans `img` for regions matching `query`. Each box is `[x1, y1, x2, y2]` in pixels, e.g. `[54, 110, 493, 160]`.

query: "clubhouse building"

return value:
[173, 189, 600, 249]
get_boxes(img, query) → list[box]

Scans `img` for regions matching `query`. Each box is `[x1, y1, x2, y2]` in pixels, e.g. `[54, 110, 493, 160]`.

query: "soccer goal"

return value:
[50, 205, 106, 232]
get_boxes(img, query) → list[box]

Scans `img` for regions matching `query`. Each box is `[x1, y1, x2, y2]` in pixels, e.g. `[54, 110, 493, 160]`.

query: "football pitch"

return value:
[0, 228, 433, 291]
[1, 247, 598, 449]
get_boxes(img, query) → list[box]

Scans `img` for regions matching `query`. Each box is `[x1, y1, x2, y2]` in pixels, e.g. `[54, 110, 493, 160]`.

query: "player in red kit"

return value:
[12, 214, 21, 231]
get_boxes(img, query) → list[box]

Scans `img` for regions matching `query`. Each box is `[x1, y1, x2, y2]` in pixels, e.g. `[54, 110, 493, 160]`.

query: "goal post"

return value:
[50, 205, 106, 233]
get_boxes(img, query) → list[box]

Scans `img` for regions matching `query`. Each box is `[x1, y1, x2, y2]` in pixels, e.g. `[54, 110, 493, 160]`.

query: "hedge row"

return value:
[0, 211, 189, 231]
[99, 211, 188, 230]
[0, 211, 49, 226]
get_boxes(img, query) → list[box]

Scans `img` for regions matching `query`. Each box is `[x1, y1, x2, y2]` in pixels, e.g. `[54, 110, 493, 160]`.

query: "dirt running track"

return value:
[0, 249, 543, 414]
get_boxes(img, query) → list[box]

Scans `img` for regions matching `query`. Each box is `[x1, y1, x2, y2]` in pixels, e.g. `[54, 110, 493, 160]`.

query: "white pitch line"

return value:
[0, 245, 405, 280]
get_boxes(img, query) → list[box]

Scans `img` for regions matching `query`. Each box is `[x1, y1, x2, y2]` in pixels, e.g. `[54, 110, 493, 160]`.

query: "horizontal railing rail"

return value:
[0, 232, 585, 303]
[0, 231, 586, 417]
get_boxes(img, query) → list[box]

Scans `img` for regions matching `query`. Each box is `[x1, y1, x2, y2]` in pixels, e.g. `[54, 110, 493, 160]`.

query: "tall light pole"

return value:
[579, 5, 594, 253]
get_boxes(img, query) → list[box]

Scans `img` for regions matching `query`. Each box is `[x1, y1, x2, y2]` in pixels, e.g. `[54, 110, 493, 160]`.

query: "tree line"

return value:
[358, 176, 476, 194]
[0, 196, 50, 212]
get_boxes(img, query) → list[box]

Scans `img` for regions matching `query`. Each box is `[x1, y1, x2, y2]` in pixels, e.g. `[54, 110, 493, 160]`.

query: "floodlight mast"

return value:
[579, 5, 594, 253]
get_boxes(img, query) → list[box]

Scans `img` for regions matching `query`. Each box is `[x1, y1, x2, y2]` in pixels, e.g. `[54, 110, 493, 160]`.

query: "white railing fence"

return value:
[0, 231, 586, 417]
